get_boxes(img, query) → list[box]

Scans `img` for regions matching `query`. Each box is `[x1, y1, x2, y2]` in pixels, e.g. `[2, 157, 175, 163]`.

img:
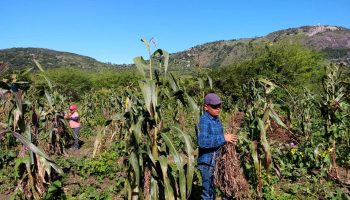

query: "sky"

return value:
[1, 0, 349, 64]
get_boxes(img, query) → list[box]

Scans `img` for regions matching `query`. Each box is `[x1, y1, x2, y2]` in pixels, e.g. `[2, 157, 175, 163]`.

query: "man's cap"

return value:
[69, 104, 78, 111]
[204, 93, 222, 105]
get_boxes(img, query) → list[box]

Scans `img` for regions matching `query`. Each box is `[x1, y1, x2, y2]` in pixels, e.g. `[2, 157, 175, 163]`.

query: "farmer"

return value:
[197, 93, 237, 200]
[64, 104, 81, 149]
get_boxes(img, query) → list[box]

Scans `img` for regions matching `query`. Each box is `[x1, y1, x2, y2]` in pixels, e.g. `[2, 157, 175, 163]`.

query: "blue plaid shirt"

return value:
[197, 112, 226, 166]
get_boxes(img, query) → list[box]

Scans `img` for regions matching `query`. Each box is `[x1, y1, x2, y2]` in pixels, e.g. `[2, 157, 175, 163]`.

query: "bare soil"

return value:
[268, 117, 297, 144]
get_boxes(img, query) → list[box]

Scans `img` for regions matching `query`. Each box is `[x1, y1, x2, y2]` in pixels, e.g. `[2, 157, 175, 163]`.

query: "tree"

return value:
[213, 42, 325, 99]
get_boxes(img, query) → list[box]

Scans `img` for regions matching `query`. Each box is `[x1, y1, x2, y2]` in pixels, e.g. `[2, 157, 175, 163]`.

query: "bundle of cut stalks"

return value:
[214, 112, 250, 199]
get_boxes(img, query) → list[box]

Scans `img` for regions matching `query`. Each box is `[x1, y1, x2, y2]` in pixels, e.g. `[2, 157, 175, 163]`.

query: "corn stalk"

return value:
[125, 39, 196, 200]
[0, 65, 64, 199]
[318, 63, 349, 179]
[242, 78, 287, 199]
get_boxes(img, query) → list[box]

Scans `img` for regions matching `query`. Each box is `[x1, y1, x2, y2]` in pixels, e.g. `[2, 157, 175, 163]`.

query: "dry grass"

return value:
[214, 112, 250, 199]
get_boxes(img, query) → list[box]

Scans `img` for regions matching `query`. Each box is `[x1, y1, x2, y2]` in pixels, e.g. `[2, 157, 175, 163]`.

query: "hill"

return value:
[170, 25, 350, 69]
[1, 25, 349, 71]
[0, 48, 130, 71]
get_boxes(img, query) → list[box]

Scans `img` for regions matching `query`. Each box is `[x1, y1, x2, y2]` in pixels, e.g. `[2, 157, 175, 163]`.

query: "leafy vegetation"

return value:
[30, 68, 140, 101]
[1, 31, 350, 199]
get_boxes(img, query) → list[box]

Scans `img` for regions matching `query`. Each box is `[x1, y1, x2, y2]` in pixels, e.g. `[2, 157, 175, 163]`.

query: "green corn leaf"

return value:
[161, 133, 182, 167]
[168, 73, 179, 92]
[124, 179, 132, 200]
[42, 74, 53, 90]
[147, 146, 156, 167]
[161, 132, 186, 199]
[133, 56, 147, 78]
[13, 108, 22, 131]
[198, 78, 204, 90]
[139, 149, 145, 172]
[13, 81, 30, 90]
[130, 151, 140, 186]
[14, 156, 30, 178]
[335, 92, 344, 102]
[207, 75, 213, 89]
[250, 141, 259, 172]
[178, 168, 186, 200]
[12, 131, 63, 175]
[48, 130, 53, 144]
[131, 117, 143, 145]
[258, 78, 276, 94]
[163, 50, 169, 74]
[172, 126, 195, 198]
[33, 59, 45, 72]
[269, 109, 287, 129]
[186, 94, 199, 117]
[153, 49, 169, 74]
[151, 82, 157, 113]
[257, 118, 272, 169]
[141, 38, 151, 55]
[25, 126, 34, 165]
[139, 80, 153, 115]
[38, 155, 52, 183]
[47, 180, 62, 194]
[159, 156, 174, 200]
[21, 67, 34, 76]
[150, 177, 159, 200]
[314, 144, 324, 161]
[92, 126, 104, 158]
[44, 89, 53, 109]
[258, 78, 274, 86]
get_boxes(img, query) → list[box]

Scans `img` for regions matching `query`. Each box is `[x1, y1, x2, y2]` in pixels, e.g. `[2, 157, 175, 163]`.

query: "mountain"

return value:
[0, 48, 130, 71]
[1, 25, 349, 71]
[170, 25, 350, 69]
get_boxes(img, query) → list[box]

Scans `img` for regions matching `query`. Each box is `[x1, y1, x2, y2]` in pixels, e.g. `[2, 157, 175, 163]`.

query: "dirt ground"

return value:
[337, 167, 350, 186]
[267, 117, 297, 144]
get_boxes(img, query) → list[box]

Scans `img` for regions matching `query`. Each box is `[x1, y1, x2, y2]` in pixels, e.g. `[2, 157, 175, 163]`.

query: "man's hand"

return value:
[64, 113, 71, 119]
[224, 133, 238, 143]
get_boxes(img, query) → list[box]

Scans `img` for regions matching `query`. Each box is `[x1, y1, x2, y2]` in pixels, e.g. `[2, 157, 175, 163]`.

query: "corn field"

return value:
[0, 41, 350, 199]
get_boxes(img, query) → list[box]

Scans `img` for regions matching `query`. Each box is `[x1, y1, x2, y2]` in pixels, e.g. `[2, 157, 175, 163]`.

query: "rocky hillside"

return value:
[170, 25, 350, 69]
[1, 25, 349, 71]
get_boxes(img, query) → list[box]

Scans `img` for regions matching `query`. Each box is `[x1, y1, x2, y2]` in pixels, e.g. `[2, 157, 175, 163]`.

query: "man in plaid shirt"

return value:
[197, 93, 237, 200]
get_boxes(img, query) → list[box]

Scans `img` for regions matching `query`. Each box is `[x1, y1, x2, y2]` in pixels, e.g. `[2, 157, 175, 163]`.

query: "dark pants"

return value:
[72, 127, 80, 149]
[198, 164, 215, 200]
[198, 164, 232, 200]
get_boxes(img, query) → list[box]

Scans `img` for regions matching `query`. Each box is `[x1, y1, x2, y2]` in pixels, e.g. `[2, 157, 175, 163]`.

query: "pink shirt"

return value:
[65, 112, 81, 128]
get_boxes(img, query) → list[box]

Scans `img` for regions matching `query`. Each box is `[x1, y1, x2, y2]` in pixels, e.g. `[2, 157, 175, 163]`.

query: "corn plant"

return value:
[242, 78, 287, 199]
[0, 64, 63, 199]
[124, 38, 197, 200]
[318, 63, 349, 179]
[285, 88, 318, 140]
[88, 88, 136, 157]
[31, 60, 72, 156]
[80, 91, 97, 126]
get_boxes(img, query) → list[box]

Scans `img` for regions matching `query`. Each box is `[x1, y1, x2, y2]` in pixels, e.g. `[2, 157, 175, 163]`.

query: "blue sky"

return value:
[1, 0, 349, 64]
